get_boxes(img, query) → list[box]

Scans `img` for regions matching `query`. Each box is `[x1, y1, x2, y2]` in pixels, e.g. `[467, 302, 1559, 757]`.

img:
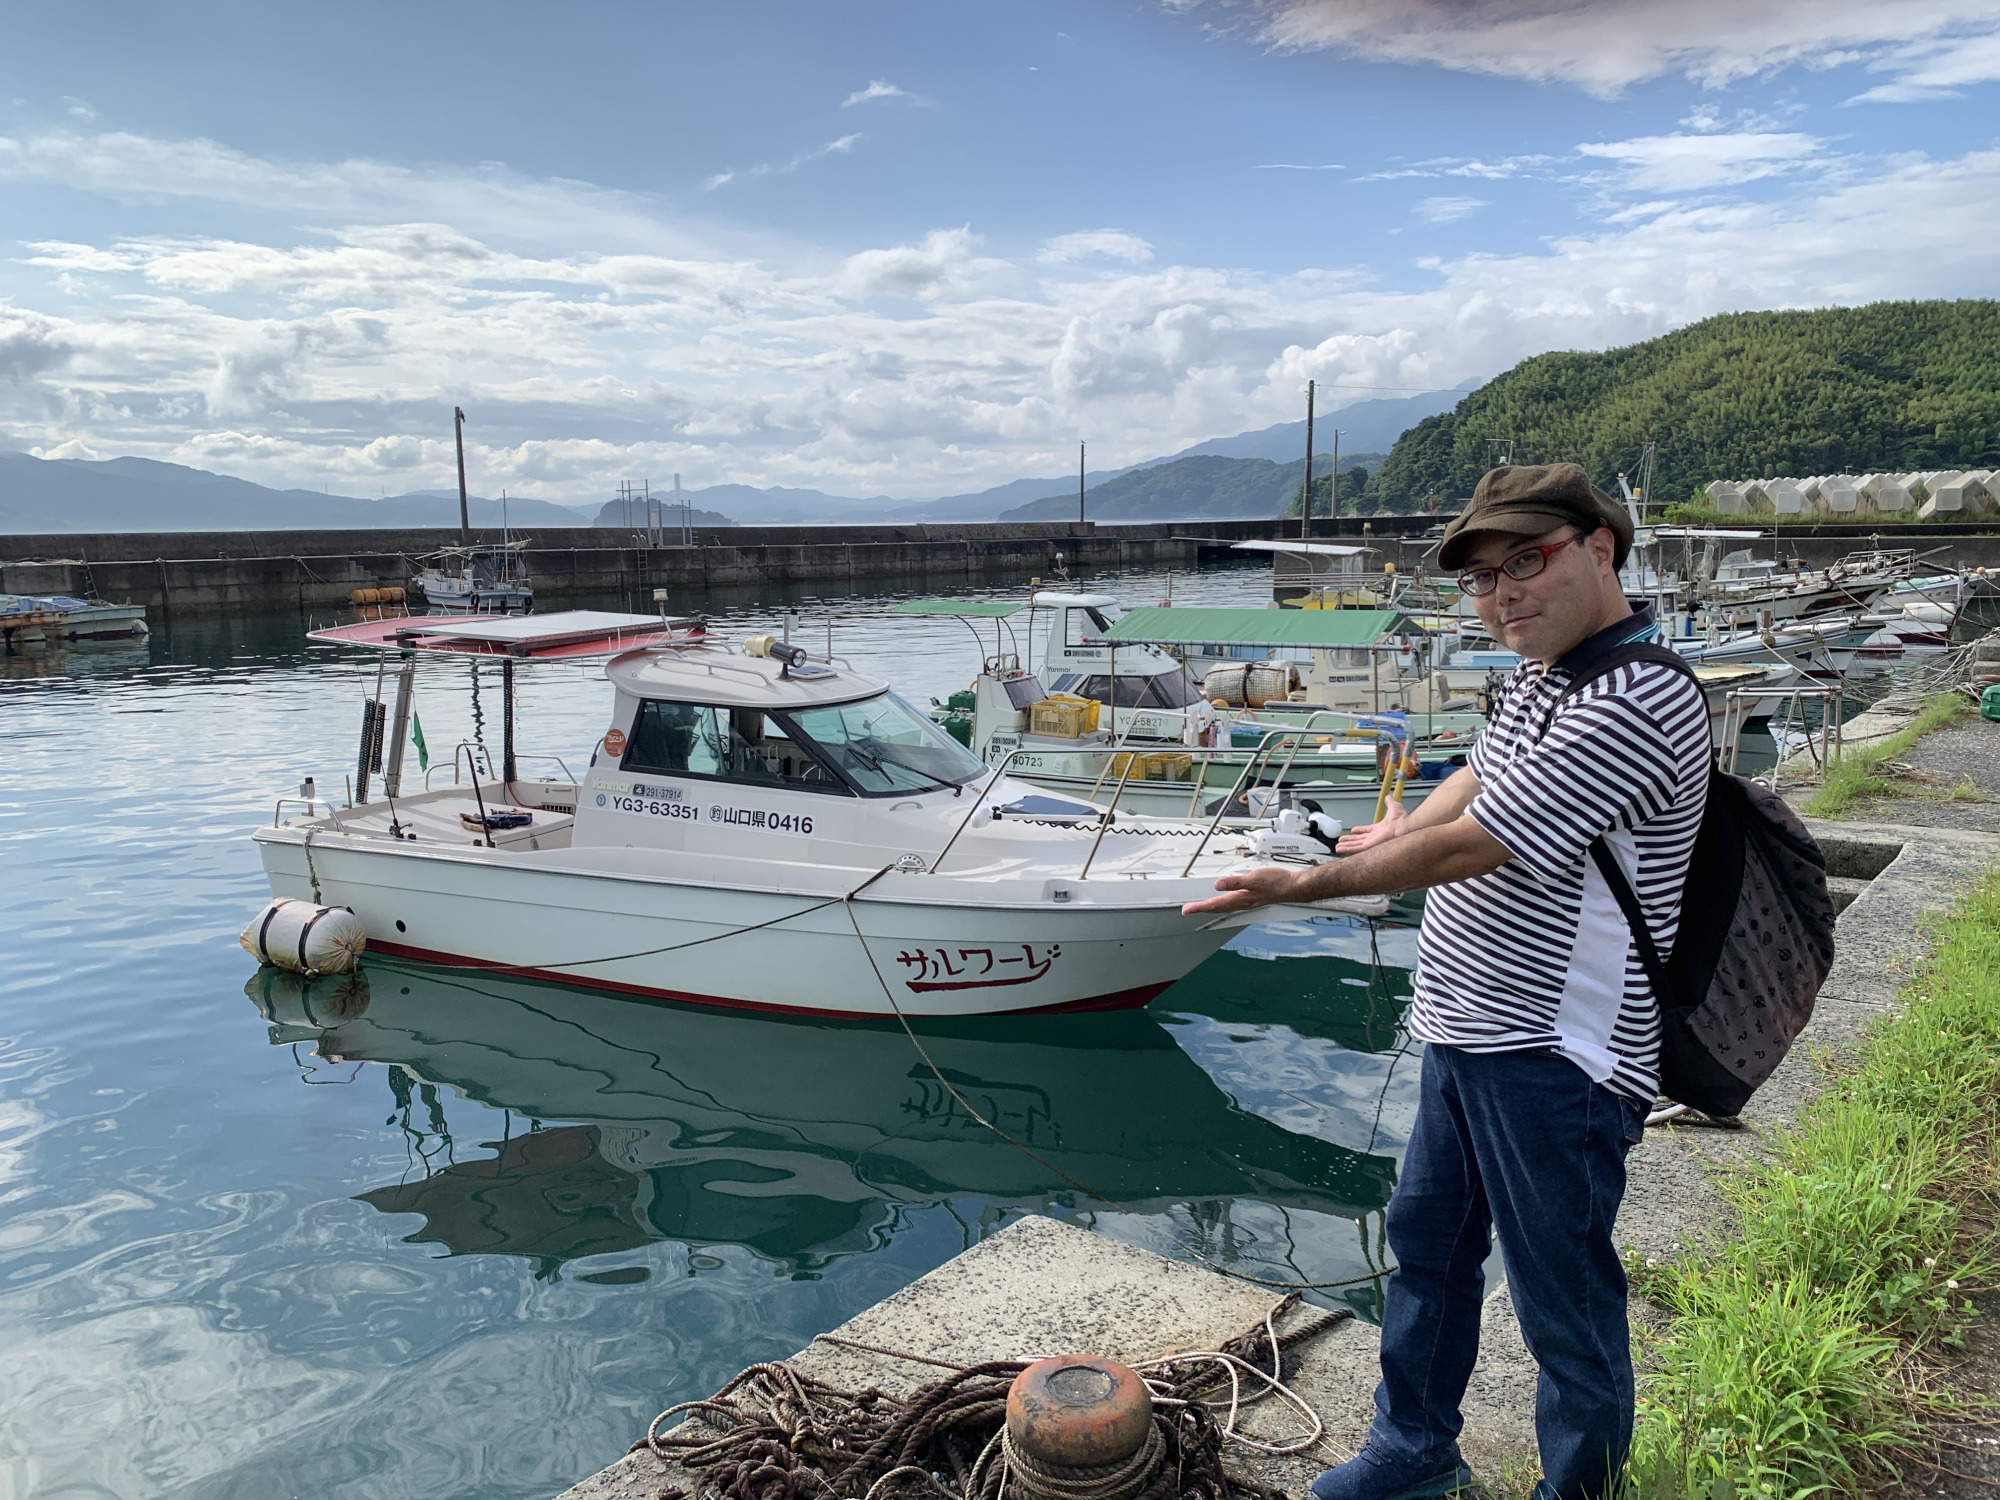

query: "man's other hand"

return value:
[1336, 800, 1408, 854]
[1182, 864, 1306, 916]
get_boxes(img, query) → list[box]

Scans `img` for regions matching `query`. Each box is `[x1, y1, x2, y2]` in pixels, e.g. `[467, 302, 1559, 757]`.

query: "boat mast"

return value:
[1301, 380, 1315, 541]
[454, 406, 471, 544]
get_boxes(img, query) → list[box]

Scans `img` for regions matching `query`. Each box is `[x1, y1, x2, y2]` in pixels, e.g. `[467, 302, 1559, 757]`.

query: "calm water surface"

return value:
[0, 563, 1425, 1499]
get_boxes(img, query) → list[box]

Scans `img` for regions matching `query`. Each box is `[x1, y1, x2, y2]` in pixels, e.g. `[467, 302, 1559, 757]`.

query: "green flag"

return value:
[411, 712, 430, 773]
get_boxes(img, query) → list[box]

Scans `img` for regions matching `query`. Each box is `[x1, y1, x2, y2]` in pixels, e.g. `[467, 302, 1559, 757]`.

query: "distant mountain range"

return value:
[1001, 452, 1386, 522]
[0, 453, 604, 535]
[0, 381, 1474, 533]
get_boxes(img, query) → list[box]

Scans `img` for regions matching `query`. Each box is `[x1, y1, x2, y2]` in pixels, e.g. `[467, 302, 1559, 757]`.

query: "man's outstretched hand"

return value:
[1336, 800, 1407, 854]
[1181, 863, 1307, 916]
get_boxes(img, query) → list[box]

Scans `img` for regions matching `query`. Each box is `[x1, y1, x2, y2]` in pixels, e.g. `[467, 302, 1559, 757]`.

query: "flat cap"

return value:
[1438, 463, 1633, 571]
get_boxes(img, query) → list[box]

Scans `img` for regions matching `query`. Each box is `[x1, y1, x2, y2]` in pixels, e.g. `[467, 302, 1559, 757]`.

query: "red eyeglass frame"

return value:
[1455, 532, 1586, 597]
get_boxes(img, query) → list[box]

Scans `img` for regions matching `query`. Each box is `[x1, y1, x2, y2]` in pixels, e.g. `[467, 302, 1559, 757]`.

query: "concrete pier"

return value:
[6, 517, 2000, 621]
[550, 815, 1999, 1500]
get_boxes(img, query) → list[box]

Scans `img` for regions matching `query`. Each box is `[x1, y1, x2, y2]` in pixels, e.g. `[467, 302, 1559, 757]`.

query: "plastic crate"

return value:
[1028, 696, 1100, 738]
[1142, 753, 1195, 782]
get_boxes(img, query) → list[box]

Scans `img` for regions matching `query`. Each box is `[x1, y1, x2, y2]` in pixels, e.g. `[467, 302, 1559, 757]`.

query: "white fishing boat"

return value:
[412, 541, 534, 615]
[0, 592, 150, 642]
[251, 611, 1383, 1019]
[905, 596, 1470, 824]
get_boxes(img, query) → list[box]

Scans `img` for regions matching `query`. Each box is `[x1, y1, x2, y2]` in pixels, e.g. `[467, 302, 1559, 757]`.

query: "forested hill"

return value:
[1364, 300, 2000, 513]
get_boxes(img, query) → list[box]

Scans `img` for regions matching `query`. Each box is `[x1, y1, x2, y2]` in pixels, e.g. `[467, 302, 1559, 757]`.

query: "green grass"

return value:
[1801, 694, 1972, 818]
[1623, 872, 2000, 1500]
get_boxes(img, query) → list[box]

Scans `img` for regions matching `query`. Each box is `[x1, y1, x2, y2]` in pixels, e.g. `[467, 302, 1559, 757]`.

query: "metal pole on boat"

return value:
[1078, 442, 1086, 524]
[501, 655, 517, 795]
[453, 407, 471, 544]
[383, 655, 416, 799]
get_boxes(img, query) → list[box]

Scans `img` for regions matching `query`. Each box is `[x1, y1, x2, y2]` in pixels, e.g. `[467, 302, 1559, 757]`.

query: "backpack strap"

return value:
[1549, 631, 1702, 1016]
[1588, 839, 1681, 1011]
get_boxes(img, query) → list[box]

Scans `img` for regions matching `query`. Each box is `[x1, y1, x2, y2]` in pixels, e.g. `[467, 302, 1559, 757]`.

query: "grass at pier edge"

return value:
[1804, 695, 1973, 819]
[1618, 869, 2000, 1500]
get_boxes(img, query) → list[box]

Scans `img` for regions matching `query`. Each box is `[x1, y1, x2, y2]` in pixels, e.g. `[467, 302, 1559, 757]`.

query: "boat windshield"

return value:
[786, 692, 987, 796]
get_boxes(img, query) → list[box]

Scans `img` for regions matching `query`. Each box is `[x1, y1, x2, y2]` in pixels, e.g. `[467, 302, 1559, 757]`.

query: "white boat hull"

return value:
[254, 833, 1251, 1018]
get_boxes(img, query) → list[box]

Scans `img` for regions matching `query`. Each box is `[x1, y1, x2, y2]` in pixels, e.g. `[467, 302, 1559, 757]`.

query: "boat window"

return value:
[1064, 607, 1112, 647]
[1049, 673, 1083, 694]
[785, 692, 987, 796]
[622, 701, 851, 794]
[1077, 673, 1196, 709]
[1002, 675, 1046, 710]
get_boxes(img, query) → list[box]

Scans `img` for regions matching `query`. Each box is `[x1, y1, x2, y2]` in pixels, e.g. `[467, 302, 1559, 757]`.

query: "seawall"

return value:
[0, 518, 1437, 619]
[6, 517, 2000, 619]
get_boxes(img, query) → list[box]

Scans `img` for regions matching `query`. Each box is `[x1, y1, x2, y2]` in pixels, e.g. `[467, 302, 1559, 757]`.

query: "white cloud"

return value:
[1847, 27, 2000, 98]
[705, 134, 862, 190]
[1182, 0, 2000, 97]
[1039, 230, 1156, 264]
[1414, 196, 1486, 223]
[842, 79, 908, 107]
[1575, 130, 1828, 190]
[4, 127, 1999, 502]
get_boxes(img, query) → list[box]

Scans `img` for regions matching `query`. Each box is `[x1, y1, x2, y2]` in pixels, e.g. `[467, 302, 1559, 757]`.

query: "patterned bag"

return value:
[1559, 645, 1838, 1117]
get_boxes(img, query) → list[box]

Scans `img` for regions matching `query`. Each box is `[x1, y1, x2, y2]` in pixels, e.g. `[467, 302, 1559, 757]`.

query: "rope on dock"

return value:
[636, 1297, 1352, 1500]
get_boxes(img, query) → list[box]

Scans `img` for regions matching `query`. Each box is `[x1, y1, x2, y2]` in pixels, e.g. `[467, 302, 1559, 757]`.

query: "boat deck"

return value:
[291, 781, 576, 852]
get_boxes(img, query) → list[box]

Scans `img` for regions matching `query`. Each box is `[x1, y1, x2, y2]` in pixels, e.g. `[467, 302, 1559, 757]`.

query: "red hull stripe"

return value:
[365, 938, 1169, 1018]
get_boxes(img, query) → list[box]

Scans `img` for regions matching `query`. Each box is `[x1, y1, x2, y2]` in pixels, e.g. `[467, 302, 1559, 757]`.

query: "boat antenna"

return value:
[454, 406, 471, 544]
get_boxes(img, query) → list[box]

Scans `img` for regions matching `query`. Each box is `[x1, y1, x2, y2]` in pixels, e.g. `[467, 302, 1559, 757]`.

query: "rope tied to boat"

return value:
[636, 1299, 1349, 1500]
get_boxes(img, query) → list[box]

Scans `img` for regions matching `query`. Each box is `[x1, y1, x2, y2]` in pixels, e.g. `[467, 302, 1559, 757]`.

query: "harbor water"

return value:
[1, 563, 1429, 1500]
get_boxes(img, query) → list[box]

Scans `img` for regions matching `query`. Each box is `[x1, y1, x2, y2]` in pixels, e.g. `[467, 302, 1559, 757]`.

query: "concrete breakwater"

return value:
[6, 517, 2000, 620]
[0, 518, 1409, 620]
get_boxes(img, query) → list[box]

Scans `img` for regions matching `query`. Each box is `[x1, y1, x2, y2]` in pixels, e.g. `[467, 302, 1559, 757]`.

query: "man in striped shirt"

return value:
[1187, 463, 1709, 1500]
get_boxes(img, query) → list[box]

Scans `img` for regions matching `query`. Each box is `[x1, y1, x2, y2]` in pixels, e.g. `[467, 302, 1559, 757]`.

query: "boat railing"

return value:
[1719, 685, 1844, 777]
[931, 722, 1408, 880]
[507, 752, 576, 784]
[425, 741, 496, 788]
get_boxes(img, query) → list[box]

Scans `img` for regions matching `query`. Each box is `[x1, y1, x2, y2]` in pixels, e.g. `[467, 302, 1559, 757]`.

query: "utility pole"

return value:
[453, 406, 470, 543]
[1078, 442, 1086, 525]
[1301, 380, 1314, 539]
[1330, 429, 1346, 517]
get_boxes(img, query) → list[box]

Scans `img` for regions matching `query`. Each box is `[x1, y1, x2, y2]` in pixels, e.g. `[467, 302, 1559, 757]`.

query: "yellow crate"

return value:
[1141, 753, 1195, 783]
[1028, 696, 1100, 738]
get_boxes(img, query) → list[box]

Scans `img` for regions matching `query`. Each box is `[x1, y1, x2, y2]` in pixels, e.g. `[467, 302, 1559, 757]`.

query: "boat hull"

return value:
[253, 834, 1241, 1018]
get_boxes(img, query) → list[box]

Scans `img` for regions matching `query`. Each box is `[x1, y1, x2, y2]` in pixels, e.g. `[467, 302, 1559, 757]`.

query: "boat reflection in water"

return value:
[246, 935, 1414, 1293]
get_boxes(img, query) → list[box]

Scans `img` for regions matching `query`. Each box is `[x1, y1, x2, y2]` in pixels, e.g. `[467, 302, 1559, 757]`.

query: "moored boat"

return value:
[251, 611, 1384, 1019]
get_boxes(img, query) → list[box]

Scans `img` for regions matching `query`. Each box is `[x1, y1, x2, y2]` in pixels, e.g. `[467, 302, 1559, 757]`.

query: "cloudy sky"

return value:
[2, 0, 1997, 502]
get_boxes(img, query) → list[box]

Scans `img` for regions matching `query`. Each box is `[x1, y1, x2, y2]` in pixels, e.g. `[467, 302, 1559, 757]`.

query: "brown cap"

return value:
[1437, 463, 1633, 571]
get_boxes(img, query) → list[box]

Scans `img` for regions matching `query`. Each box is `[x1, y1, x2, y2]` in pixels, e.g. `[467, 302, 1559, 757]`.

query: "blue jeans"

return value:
[1368, 1044, 1646, 1500]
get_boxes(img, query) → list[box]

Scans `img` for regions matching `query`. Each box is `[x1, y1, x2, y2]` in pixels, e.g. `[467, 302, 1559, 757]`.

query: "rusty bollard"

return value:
[1004, 1357, 1158, 1500]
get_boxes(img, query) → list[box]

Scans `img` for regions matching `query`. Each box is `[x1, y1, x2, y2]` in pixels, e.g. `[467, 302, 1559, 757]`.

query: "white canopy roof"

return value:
[606, 644, 885, 709]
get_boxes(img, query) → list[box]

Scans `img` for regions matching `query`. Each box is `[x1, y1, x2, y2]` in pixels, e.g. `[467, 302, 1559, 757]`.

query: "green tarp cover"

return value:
[1103, 606, 1409, 648]
[891, 599, 1026, 618]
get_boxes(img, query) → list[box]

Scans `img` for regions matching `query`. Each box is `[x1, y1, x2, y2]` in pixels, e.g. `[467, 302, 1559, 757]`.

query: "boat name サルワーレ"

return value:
[896, 943, 1062, 992]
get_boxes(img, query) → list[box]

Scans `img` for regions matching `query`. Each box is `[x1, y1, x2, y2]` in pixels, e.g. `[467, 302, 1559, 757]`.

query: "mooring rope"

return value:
[637, 1301, 1348, 1500]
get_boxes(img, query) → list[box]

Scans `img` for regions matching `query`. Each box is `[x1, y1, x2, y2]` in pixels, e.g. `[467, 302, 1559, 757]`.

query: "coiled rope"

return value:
[637, 1298, 1349, 1500]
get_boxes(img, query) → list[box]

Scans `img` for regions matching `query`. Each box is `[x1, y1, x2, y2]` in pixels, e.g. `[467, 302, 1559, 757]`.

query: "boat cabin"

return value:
[585, 645, 1003, 865]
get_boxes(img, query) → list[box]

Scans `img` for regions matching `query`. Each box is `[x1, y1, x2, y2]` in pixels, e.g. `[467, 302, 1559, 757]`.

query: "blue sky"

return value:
[2, 0, 1997, 501]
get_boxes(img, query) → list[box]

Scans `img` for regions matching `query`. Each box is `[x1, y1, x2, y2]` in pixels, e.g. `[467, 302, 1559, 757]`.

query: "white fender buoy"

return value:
[239, 897, 368, 976]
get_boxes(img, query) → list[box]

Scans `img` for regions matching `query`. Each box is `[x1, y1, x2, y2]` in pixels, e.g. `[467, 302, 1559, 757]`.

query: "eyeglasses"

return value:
[1456, 532, 1587, 598]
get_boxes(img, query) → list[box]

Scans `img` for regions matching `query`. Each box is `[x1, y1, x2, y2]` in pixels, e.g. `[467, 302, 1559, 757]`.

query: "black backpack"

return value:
[1548, 643, 1838, 1118]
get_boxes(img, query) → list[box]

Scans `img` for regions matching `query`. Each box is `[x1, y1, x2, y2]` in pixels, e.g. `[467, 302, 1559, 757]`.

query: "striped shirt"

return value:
[1409, 612, 1711, 1102]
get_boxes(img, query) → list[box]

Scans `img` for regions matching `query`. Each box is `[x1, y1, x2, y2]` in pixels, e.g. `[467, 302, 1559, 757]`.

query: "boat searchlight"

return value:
[743, 634, 811, 674]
